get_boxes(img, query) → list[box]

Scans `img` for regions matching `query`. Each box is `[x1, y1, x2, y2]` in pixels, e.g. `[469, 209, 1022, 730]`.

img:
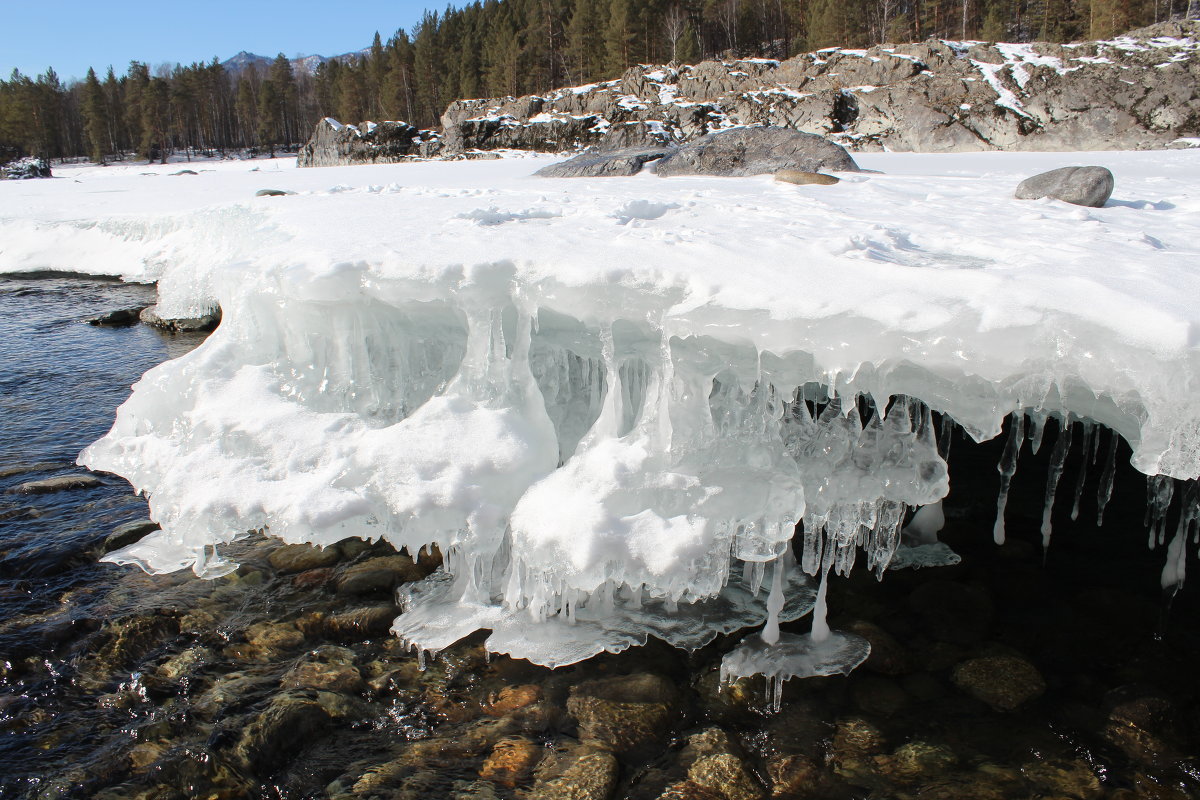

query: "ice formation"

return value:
[0, 151, 1193, 683]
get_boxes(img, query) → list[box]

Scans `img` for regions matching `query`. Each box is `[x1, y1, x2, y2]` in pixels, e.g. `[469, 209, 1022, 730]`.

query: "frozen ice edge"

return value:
[16, 150, 1194, 678]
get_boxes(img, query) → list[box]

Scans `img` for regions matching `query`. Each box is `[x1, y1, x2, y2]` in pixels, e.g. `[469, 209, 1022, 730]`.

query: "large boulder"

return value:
[1014, 165, 1114, 207]
[536, 147, 674, 177]
[298, 117, 441, 167]
[655, 127, 858, 177]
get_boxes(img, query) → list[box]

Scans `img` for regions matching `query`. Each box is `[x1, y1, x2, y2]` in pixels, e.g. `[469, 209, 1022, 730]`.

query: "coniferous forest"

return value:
[1, 0, 1196, 164]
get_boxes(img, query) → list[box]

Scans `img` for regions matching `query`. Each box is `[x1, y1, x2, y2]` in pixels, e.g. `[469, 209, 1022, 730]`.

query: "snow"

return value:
[4, 149, 1200, 670]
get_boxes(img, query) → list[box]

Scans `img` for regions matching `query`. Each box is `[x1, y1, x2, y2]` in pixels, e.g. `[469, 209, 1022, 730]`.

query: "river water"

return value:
[1, 276, 1199, 800]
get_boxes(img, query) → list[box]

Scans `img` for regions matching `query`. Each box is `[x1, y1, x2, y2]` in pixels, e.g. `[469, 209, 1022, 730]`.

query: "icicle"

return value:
[1144, 475, 1175, 548]
[760, 557, 786, 645]
[1028, 410, 1048, 454]
[993, 412, 1025, 545]
[1040, 416, 1074, 552]
[810, 559, 832, 644]
[1096, 432, 1118, 527]
[937, 414, 954, 460]
[749, 560, 767, 596]
[1070, 422, 1095, 521]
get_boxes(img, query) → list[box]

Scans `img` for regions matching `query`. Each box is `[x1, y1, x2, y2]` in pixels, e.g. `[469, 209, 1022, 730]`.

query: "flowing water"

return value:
[1, 276, 1199, 800]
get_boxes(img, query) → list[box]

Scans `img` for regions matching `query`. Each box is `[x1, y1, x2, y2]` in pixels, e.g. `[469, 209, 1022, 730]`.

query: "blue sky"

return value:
[1, 0, 438, 84]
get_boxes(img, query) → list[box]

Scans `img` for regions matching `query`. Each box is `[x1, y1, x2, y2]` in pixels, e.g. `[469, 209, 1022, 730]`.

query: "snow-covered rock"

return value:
[298, 118, 442, 167]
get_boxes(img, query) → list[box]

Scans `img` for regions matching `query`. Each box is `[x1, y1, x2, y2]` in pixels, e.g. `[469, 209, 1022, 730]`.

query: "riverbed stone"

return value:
[1015, 166, 1114, 207]
[87, 306, 147, 326]
[103, 519, 160, 553]
[268, 542, 343, 573]
[479, 737, 545, 787]
[336, 554, 424, 595]
[952, 654, 1046, 711]
[527, 743, 619, 800]
[681, 728, 765, 800]
[282, 659, 365, 694]
[1021, 758, 1102, 799]
[567, 672, 679, 756]
[235, 691, 332, 774]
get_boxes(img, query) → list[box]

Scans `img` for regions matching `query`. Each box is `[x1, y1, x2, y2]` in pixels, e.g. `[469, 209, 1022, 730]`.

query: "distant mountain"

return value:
[220, 48, 370, 77]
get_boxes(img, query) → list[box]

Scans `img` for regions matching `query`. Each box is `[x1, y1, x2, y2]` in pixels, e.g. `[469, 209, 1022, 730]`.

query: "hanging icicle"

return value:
[1040, 415, 1075, 552]
[993, 412, 1025, 545]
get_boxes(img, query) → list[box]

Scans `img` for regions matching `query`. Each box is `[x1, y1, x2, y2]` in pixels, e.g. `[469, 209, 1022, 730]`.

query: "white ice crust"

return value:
[2, 151, 1200, 667]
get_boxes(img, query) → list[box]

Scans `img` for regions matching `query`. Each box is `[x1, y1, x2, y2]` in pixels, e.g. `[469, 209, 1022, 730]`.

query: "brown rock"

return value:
[268, 543, 342, 573]
[281, 661, 365, 694]
[527, 743, 619, 800]
[336, 555, 424, 595]
[1021, 759, 1102, 799]
[774, 169, 840, 185]
[484, 684, 544, 716]
[479, 737, 545, 787]
[567, 672, 679, 757]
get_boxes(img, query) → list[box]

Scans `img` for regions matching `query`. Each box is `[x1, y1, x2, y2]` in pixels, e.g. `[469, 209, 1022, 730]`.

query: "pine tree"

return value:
[605, 0, 636, 75]
[257, 78, 281, 156]
[82, 67, 108, 163]
[566, 0, 604, 81]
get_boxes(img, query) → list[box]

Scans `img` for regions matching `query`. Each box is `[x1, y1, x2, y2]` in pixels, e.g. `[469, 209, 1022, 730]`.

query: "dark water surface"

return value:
[1, 276, 1199, 800]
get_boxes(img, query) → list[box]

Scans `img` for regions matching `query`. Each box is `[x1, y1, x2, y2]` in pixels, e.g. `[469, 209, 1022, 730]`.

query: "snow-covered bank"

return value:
[4, 149, 1200, 668]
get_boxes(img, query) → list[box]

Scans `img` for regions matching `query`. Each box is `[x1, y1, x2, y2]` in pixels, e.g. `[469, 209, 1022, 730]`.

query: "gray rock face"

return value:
[439, 21, 1200, 155]
[656, 127, 858, 177]
[1014, 165, 1114, 207]
[298, 118, 442, 167]
[103, 519, 160, 553]
[536, 147, 674, 177]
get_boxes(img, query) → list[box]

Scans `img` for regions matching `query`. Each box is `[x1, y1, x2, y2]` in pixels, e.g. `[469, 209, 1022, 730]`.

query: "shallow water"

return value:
[1, 277, 1199, 800]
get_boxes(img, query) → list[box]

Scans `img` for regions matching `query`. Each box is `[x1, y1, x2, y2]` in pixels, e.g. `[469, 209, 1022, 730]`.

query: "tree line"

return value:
[1, 0, 1195, 164]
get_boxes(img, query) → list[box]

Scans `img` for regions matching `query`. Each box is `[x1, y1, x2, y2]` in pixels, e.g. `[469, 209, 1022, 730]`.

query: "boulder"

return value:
[298, 117, 441, 168]
[268, 542, 343, 573]
[255, 188, 294, 197]
[655, 127, 858, 177]
[1014, 166, 1114, 207]
[139, 304, 221, 333]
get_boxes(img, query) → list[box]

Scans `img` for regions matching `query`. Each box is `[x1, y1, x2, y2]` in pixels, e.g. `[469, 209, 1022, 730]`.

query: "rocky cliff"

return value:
[441, 20, 1200, 154]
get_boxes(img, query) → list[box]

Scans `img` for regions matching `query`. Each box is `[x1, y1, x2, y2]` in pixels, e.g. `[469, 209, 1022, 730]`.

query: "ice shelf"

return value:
[41, 151, 1199, 677]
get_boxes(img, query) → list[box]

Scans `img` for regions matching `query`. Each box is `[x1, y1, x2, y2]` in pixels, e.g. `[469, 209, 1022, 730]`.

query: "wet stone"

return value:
[846, 620, 911, 675]
[567, 672, 679, 757]
[483, 684, 543, 716]
[282, 660, 366, 694]
[479, 736, 545, 787]
[952, 654, 1046, 711]
[268, 542, 343, 573]
[876, 741, 958, 784]
[336, 554, 424, 595]
[238, 620, 305, 660]
[292, 566, 334, 589]
[527, 743, 619, 800]
[656, 782, 726, 800]
[103, 519, 160, 553]
[831, 717, 887, 761]
[1021, 758, 1103, 799]
[1102, 694, 1182, 765]
[234, 691, 333, 774]
[680, 727, 765, 800]
[10, 473, 104, 494]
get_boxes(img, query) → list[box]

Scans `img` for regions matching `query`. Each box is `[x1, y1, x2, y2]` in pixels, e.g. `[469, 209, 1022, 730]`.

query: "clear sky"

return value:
[1, 0, 439, 84]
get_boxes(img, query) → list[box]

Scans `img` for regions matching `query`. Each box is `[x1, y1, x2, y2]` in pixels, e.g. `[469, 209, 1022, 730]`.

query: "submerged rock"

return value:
[268, 542, 343, 573]
[951, 654, 1046, 711]
[656, 127, 858, 177]
[1014, 166, 1114, 207]
[10, 473, 104, 494]
[527, 743, 619, 800]
[234, 691, 333, 773]
[567, 672, 679, 756]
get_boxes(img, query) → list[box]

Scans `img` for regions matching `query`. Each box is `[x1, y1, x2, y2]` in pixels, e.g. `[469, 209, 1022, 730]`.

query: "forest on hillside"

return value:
[1, 0, 1196, 164]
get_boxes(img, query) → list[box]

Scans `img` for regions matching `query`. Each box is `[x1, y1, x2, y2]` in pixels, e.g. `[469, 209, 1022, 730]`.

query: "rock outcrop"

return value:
[298, 118, 442, 167]
[655, 127, 858, 176]
[1, 156, 52, 179]
[441, 20, 1200, 155]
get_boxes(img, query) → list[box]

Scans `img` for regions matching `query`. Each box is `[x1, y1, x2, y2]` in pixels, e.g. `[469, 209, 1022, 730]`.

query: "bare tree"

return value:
[664, 3, 688, 63]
